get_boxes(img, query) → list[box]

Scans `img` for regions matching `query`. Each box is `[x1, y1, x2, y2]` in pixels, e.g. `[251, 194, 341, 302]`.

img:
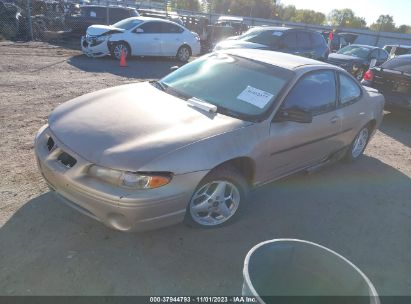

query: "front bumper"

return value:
[35, 125, 208, 231]
[81, 36, 110, 58]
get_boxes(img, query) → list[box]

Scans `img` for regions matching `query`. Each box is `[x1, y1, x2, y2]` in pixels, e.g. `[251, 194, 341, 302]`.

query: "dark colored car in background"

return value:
[65, 5, 139, 34]
[214, 27, 329, 61]
[362, 54, 411, 111]
[327, 44, 389, 80]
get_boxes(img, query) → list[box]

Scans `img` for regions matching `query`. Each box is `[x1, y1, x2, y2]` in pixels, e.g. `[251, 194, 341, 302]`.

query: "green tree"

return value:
[370, 15, 396, 32]
[211, 0, 276, 19]
[291, 9, 325, 25]
[171, 0, 200, 11]
[327, 8, 367, 29]
[397, 24, 411, 34]
[276, 4, 296, 20]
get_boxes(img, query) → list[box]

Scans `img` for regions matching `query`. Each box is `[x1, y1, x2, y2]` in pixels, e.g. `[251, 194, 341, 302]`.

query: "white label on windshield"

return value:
[237, 86, 274, 109]
[272, 31, 283, 36]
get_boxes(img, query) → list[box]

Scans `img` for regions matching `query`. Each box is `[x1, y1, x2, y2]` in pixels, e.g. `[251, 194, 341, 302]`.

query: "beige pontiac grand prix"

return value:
[35, 49, 384, 231]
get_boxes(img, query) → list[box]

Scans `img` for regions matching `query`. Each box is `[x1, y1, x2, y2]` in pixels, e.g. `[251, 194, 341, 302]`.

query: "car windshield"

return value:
[238, 28, 284, 43]
[337, 45, 372, 59]
[159, 53, 294, 119]
[112, 18, 142, 30]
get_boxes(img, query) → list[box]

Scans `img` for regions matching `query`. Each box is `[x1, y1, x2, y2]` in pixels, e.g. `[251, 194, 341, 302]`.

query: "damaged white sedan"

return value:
[81, 16, 201, 62]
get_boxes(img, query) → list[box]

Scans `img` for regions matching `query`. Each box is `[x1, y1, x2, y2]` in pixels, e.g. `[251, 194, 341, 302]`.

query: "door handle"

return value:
[330, 116, 340, 124]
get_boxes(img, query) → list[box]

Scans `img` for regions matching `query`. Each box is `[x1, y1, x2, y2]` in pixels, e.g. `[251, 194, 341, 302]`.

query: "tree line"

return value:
[161, 0, 411, 34]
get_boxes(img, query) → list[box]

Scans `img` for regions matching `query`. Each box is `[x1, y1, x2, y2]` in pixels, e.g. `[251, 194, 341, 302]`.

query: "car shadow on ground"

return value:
[379, 111, 411, 148]
[0, 157, 410, 296]
[67, 54, 186, 79]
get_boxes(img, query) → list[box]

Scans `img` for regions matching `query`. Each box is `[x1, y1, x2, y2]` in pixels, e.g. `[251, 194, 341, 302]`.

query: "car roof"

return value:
[253, 26, 291, 31]
[125, 16, 180, 23]
[222, 49, 332, 71]
[390, 54, 411, 59]
[384, 44, 411, 49]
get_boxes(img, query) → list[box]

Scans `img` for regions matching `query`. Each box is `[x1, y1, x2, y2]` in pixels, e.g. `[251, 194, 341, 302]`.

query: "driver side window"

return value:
[281, 70, 337, 115]
[136, 22, 162, 34]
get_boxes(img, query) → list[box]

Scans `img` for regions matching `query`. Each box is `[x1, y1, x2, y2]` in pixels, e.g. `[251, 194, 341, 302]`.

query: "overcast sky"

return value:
[280, 0, 410, 26]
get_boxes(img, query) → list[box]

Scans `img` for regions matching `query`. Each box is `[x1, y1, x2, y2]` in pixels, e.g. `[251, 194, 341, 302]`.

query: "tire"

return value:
[111, 42, 130, 60]
[345, 124, 371, 162]
[176, 45, 191, 62]
[184, 165, 248, 229]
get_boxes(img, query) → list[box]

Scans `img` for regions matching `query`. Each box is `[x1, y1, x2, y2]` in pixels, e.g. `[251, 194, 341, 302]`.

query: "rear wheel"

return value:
[345, 125, 371, 162]
[176, 45, 191, 62]
[111, 42, 130, 60]
[185, 166, 248, 228]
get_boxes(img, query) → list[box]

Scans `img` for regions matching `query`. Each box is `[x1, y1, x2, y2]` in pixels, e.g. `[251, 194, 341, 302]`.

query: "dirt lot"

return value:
[0, 41, 410, 296]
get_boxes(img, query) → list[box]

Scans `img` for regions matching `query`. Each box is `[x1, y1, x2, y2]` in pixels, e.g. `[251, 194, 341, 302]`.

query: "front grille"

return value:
[57, 152, 77, 168]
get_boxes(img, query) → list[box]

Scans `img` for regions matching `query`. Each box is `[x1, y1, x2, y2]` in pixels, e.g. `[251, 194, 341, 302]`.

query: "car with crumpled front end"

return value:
[35, 49, 384, 232]
[81, 16, 200, 61]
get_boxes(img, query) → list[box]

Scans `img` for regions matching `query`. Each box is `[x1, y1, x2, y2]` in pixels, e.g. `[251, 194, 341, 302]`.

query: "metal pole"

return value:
[106, 0, 109, 25]
[26, 0, 33, 40]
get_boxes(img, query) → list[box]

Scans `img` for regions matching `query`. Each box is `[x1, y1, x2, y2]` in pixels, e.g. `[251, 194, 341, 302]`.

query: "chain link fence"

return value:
[1, 0, 245, 53]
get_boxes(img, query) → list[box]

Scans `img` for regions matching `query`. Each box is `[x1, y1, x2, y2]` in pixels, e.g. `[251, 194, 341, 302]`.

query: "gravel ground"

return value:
[0, 41, 410, 296]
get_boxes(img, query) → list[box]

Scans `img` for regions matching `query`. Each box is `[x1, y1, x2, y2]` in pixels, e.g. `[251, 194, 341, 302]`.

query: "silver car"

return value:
[35, 49, 385, 231]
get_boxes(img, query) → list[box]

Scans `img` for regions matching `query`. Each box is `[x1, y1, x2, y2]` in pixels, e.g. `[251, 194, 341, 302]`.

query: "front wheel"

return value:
[111, 42, 130, 60]
[345, 125, 370, 162]
[176, 45, 191, 62]
[185, 166, 248, 228]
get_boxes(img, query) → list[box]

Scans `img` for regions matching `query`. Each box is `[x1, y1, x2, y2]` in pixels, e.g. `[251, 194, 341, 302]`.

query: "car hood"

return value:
[48, 82, 250, 171]
[86, 24, 124, 36]
[216, 39, 267, 50]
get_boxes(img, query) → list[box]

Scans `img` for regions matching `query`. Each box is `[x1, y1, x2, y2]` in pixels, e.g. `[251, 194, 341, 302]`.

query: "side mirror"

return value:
[274, 108, 312, 123]
[135, 28, 144, 33]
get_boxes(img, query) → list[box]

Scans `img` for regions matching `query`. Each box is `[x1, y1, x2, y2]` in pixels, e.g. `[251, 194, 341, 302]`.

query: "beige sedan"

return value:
[35, 49, 385, 231]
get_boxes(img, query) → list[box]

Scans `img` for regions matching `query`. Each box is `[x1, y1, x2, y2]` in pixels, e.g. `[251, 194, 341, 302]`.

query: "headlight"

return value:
[96, 35, 110, 43]
[88, 165, 172, 189]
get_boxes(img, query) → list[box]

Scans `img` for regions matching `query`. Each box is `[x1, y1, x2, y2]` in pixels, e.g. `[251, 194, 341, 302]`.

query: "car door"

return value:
[337, 72, 371, 146]
[130, 21, 163, 56]
[262, 70, 343, 180]
[159, 22, 185, 56]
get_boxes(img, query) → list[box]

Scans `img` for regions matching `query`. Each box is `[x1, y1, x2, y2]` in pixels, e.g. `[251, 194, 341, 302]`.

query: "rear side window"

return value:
[282, 70, 336, 115]
[282, 32, 297, 48]
[382, 57, 411, 73]
[338, 73, 361, 105]
[139, 21, 163, 33]
[296, 32, 311, 47]
[129, 9, 139, 17]
[161, 22, 184, 33]
[310, 32, 325, 46]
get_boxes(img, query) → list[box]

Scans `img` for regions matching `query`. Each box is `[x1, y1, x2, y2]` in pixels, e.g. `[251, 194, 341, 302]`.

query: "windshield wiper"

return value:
[186, 97, 217, 113]
[150, 80, 167, 91]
